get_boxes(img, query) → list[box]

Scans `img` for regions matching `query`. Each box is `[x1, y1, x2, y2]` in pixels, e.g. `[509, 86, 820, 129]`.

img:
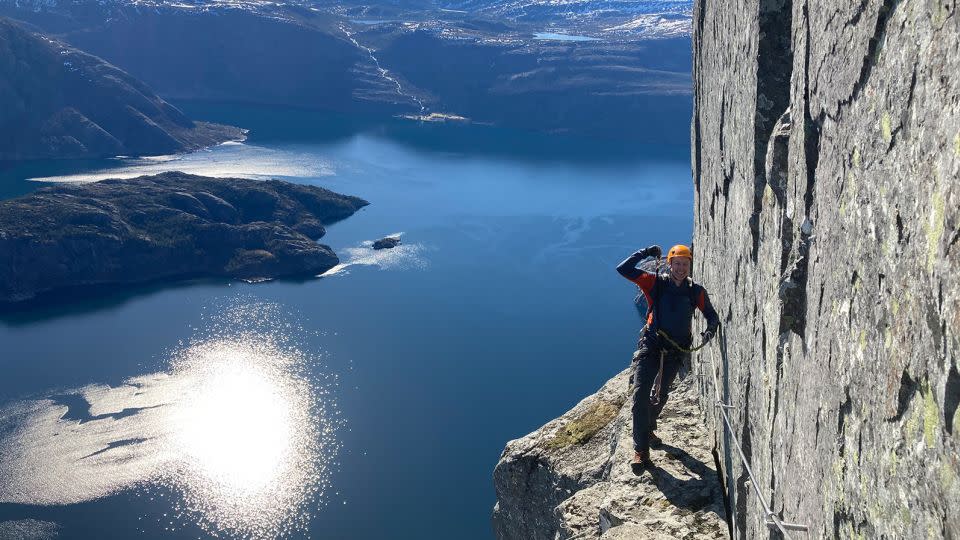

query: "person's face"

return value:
[669, 256, 691, 281]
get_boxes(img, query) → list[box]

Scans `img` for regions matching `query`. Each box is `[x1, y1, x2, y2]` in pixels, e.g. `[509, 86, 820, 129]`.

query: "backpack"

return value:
[637, 273, 702, 346]
[643, 274, 700, 319]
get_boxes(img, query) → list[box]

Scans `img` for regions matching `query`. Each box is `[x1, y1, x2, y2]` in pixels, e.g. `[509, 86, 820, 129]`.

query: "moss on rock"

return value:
[544, 398, 625, 450]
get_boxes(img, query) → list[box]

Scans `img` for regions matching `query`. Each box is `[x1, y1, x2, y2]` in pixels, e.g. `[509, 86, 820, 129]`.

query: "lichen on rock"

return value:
[543, 398, 626, 450]
[691, 0, 960, 536]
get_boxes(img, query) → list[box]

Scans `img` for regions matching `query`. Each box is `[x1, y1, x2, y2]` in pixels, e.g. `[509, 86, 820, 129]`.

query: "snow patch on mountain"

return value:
[602, 12, 690, 37]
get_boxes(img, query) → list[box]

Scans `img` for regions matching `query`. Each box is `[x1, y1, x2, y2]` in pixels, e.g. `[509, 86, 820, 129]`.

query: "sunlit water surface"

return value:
[0, 104, 692, 539]
[0, 303, 338, 538]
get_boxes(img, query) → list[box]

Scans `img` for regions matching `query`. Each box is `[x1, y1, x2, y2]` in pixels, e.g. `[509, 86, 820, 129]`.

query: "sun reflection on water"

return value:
[178, 356, 293, 492]
[163, 335, 330, 537]
[0, 302, 340, 539]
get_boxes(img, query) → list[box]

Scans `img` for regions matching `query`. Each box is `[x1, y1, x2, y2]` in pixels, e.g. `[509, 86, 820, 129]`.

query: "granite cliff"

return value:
[692, 0, 959, 537]
[0, 18, 243, 160]
[494, 0, 958, 538]
[0, 172, 367, 304]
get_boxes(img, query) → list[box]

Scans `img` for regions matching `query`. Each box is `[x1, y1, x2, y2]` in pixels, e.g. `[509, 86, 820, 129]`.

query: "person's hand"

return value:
[640, 245, 662, 259]
[701, 328, 716, 343]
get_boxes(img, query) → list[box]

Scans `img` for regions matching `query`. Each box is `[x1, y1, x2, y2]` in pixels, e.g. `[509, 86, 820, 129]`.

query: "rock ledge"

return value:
[493, 367, 729, 540]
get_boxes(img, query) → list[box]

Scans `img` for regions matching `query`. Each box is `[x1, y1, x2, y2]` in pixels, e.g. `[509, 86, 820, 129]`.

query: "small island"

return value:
[372, 236, 401, 250]
[0, 172, 368, 304]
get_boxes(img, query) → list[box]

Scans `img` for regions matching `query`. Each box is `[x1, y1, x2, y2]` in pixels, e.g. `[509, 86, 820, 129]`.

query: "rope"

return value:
[704, 325, 807, 537]
[628, 254, 807, 534]
[657, 329, 710, 352]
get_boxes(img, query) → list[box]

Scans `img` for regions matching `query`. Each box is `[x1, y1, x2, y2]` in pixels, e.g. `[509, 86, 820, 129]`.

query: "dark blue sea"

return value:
[0, 103, 692, 540]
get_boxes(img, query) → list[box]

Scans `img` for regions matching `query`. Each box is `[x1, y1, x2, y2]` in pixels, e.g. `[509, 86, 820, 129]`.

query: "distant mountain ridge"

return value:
[2, 0, 691, 29]
[435, 0, 690, 27]
[0, 17, 243, 160]
[0, 0, 695, 142]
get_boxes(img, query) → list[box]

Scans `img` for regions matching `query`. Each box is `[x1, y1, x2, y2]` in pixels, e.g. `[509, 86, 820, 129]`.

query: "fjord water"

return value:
[0, 103, 692, 539]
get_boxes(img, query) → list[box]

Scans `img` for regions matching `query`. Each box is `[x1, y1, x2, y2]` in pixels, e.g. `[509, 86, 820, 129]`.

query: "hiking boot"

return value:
[631, 450, 653, 475]
[649, 431, 662, 448]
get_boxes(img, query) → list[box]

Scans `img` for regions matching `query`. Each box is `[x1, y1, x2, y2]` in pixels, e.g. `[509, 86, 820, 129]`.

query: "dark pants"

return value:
[631, 341, 687, 452]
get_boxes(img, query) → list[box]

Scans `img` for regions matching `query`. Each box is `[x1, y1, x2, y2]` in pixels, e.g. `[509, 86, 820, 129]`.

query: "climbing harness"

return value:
[656, 329, 710, 353]
[648, 331, 708, 406]
[638, 255, 710, 405]
[648, 328, 708, 405]
[626, 251, 808, 534]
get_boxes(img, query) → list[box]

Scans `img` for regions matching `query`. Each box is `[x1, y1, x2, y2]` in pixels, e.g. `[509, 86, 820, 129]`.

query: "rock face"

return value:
[0, 172, 368, 304]
[692, 0, 959, 537]
[0, 17, 243, 160]
[492, 368, 728, 540]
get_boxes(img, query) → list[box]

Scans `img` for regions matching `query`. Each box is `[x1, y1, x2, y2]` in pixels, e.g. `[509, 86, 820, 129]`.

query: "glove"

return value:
[701, 328, 716, 344]
[637, 245, 662, 259]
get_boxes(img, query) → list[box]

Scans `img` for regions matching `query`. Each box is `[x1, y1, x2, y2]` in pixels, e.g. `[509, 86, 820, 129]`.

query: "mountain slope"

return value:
[0, 17, 243, 160]
[0, 1, 694, 141]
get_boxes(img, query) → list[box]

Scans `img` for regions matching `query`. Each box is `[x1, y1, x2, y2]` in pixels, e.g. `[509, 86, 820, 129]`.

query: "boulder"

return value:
[373, 236, 401, 250]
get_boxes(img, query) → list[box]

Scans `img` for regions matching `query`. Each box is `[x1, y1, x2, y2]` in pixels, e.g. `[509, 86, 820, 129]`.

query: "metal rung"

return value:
[766, 520, 808, 532]
[716, 402, 735, 410]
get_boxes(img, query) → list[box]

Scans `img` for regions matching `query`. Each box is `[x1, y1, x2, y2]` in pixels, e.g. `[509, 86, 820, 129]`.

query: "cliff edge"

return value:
[692, 0, 959, 537]
[492, 368, 728, 540]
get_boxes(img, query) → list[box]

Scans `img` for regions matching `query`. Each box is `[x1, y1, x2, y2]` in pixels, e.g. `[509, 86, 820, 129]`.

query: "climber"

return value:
[616, 244, 720, 473]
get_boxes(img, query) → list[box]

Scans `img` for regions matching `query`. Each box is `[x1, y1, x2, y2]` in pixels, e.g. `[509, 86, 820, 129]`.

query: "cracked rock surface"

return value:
[692, 0, 959, 537]
[492, 368, 728, 540]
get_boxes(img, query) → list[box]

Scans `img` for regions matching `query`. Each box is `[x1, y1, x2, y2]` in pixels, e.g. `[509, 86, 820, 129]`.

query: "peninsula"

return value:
[0, 172, 368, 304]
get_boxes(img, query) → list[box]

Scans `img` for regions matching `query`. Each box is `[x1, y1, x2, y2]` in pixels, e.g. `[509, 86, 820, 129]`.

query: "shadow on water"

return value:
[0, 278, 226, 327]
[0, 158, 121, 200]
[50, 392, 164, 424]
[0, 486, 203, 540]
[0, 274, 318, 327]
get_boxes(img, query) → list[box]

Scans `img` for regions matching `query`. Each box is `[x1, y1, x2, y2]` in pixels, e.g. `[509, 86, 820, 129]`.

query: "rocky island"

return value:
[372, 236, 401, 250]
[0, 172, 368, 304]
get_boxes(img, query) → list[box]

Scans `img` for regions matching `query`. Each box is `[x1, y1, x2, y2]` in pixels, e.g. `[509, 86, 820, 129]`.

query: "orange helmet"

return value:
[667, 244, 692, 262]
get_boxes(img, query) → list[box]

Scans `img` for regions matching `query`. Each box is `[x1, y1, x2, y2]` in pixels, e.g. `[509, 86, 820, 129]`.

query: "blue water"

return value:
[0, 104, 692, 539]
